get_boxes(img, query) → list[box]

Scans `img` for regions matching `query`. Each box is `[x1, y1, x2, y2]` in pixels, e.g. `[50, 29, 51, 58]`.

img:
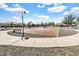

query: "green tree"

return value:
[48, 22, 54, 26]
[76, 17, 79, 25]
[63, 14, 75, 27]
[10, 22, 14, 28]
[41, 22, 43, 26]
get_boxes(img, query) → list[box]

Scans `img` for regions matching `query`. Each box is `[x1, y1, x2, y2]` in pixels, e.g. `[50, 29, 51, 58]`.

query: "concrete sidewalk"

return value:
[0, 30, 79, 47]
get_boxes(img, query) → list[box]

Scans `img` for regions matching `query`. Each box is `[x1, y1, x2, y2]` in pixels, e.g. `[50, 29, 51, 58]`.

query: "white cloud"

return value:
[24, 18, 35, 23]
[37, 4, 45, 8]
[62, 7, 79, 16]
[0, 3, 8, 9]
[1, 0, 79, 3]
[26, 14, 51, 24]
[63, 11, 70, 15]
[9, 16, 21, 23]
[0, 16, 21, 23]
[5, 7, 29, 13]
[71, 7, 79, 14]
[48, 5, 66, 13]
[0, 3, 29, 14]
[52, 17, 64, 23]
[37, 15, 49, 18]
[54, 3, 64, 6]
[41, 3, 53, 5]
[12, 4, 22, 8]
[63, 7, 79, 16]
[35, 14, 51, 23]
[5, 4, 29, 13]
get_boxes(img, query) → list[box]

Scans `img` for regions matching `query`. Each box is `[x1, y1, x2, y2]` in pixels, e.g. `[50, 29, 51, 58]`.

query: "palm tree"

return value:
[63, 14, 75, 27]
[76, 17, 79, 25]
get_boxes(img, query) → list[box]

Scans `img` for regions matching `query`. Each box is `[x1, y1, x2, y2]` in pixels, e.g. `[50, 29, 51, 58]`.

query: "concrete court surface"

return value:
[0, 29, 79, 47]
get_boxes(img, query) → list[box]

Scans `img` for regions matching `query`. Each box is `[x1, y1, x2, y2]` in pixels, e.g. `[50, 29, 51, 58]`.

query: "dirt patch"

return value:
[7, 27, 78, 38]
[7, 27, 59, 38]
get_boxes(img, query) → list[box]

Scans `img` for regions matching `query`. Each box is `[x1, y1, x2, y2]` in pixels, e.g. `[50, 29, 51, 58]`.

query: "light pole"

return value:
[21, 11, 29, 40]
[21, 11, 25, 40]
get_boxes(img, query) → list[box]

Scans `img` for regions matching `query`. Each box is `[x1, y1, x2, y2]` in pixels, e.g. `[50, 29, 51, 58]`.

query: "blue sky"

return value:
[0, 3, 79, 23]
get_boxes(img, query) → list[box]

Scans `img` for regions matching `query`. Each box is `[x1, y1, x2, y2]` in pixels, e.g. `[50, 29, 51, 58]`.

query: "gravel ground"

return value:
[0, 45, 79, 56]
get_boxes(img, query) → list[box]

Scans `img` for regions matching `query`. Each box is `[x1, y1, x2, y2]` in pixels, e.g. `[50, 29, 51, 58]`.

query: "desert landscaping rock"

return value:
[0, 45, 79, 56]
